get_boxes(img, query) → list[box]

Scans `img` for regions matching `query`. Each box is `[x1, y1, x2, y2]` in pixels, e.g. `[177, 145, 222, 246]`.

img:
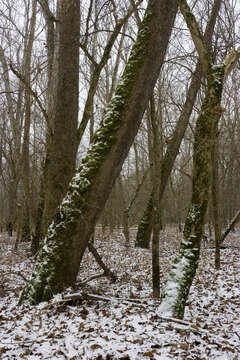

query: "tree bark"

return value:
[118, 176, 130, 247]
[157, 0, 240, 319]
[41, 0, 80, 234]
[150, 95, 163, 298]
[211, 133, 221, 269]
[19, 0, 178, 305]
[21, 0, 37, 242]
[220, 209, 240, 244]
[158, 65, 225, 319]
[135, 0, 222, 249]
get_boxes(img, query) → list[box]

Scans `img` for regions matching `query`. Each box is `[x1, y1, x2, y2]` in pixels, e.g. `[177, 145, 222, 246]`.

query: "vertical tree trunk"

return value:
[135, 107, 154, 248]
[150, 95, 163, 298]
[41, 0, 80, 234]
[21, 0, 37, 242]
[20, 0, 178, 305]
[32, 0, 59, 251]
[211, 133, 221, 269]
[118, 176, 130, 247]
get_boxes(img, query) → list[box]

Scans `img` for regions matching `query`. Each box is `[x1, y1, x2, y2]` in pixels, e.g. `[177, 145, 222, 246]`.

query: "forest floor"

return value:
[0, 226, 240, 360]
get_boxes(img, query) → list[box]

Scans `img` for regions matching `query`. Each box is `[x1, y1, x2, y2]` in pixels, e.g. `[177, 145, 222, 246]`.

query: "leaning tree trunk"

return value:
[157, 0, 240, 319]
[135, 0, 222, 249]
[19, 0, 178, 305]
[158, 66, 225, 318]
[220, 209, 240, 244]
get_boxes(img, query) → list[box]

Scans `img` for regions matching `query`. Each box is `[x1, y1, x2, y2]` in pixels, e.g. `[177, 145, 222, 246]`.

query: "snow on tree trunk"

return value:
[19, 0, 178, 305]
[135, 0, 222, 249]
[156, 0, 240, 321]
[157, 64, 225, 319]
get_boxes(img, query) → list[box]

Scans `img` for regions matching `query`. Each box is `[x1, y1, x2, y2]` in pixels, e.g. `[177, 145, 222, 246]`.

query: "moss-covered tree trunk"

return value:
[157, 0, 240, 319]
[19, 0, 178, 305]
[158, 66, 225, 318]
[135, 0, 222, 249]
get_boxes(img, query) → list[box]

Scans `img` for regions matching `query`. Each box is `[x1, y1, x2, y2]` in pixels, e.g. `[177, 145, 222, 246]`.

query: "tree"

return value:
[150, 94, 163, 298]
[21, 0, 37, 242]
[19, 0, 178, 305]
[135, 0, 222, 248]
[157, 0, 240, 319]
[41, 0, 80, 236]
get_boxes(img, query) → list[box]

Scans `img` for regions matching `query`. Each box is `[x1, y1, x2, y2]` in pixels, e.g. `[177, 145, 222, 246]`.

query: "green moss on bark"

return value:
[135, 195, 153, 249]
[158, 63, 225, 319]
[19, 3, 155, 305]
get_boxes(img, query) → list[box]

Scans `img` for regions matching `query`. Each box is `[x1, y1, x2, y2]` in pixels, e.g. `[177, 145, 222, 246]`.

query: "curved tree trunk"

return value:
[20, 0, 178, 305]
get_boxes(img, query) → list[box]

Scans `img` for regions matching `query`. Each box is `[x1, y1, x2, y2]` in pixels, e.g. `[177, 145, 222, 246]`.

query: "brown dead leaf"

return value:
[86, 327, 95, 333]
[91, 344, 102, 350]
[78, 322, 84, 331]
[143, 350, 155, 357]
[179, 343, 188, 351]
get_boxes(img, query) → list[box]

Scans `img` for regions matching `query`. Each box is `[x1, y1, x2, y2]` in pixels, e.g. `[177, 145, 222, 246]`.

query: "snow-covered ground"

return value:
[0, 226, 239, 359]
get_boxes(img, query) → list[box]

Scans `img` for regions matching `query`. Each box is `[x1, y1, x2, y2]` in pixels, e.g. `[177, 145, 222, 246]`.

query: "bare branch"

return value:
[220, 208, 240, 244]
[224, 46, 240, 77]
[9, 63, 51, 133]
[37, 0, 57, 22]
[177, 0, 211, 73]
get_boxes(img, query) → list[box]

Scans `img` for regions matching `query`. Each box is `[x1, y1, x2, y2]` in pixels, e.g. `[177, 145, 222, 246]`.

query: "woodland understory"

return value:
[0, 226, 240, 360]
[1, 0, 240, 358]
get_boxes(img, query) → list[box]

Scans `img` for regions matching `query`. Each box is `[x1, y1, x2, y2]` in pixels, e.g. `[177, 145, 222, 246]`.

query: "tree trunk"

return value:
[157, 0, 239, 319]
[118, 176, 130, 247]
[150, 95, 163, 298]
[220, 209, 240, 244]
[135, 106, 154, 248]
[135, 0, 222, 248]
[19, 0, 178, 305]
[211, 133, 221, 269]
[21, 0, 37, 238]
[158, 65, 225, 319]
[41, 0, 80, 235]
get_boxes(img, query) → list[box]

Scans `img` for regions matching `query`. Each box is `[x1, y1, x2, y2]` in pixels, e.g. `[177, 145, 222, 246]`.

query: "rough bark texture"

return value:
[157, 0, 229, 319]
[41, 0, 80, 234]
[19, 0, 178, 305]
[135, 0, 222, 249]
[135, 195, 153, 248]
[157, 65, 225, 319]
